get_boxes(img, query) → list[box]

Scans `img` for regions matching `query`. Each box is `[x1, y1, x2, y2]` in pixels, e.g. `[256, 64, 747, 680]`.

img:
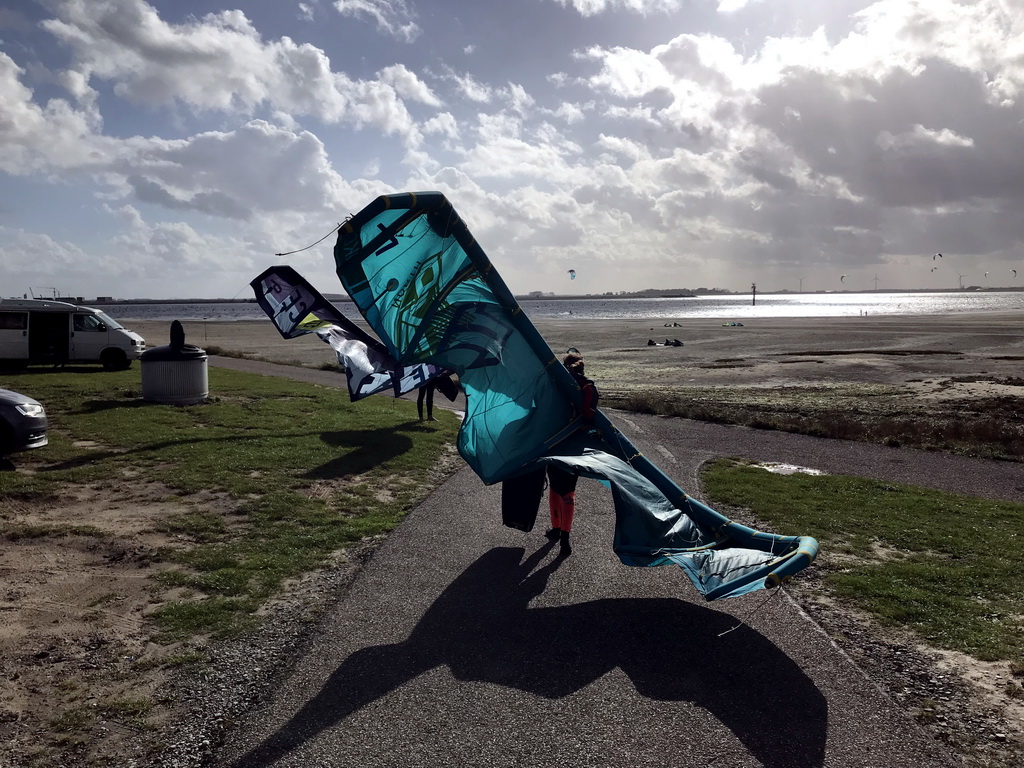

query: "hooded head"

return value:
[563, 351, 584, 376]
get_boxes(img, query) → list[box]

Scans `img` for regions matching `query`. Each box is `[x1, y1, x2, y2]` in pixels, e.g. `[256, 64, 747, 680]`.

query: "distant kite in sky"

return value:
[1014, 270, 1018, 278]
[568, 269, 576, 280]
[840, 274, 847, 283]
[933, 253, 942, 260]
[931, 267, 938, 272]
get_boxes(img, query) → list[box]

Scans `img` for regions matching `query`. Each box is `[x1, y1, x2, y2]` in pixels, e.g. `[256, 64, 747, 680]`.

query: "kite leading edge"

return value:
[322, 191, 818, 600]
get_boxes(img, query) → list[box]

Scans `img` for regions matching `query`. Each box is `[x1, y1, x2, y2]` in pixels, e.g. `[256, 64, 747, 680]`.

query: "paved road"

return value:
[207, 357, 988, 767]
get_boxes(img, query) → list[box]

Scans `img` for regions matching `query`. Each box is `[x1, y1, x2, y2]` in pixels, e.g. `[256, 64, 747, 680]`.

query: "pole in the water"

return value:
[751, 282, 756, 306]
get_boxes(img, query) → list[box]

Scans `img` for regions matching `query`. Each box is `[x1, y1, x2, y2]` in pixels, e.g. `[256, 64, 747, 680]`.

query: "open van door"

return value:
[0, 310, 30, 363]
[28, 311, 71, 365]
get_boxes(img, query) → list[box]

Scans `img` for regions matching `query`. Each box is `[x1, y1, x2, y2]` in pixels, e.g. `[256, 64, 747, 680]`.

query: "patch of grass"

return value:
[4, 523, 108, 541]
[605, 383, 1024, 461]
[702, 458, 1024, 665]
[50, 707, 93, 732]
[160, 649, 213, 668]
[156, 511, 229, 542]
[102, 696, 156, 730]
[0, 366, 461, 640]
[150, 595, 260, 640]
[103, 696, 154, 716]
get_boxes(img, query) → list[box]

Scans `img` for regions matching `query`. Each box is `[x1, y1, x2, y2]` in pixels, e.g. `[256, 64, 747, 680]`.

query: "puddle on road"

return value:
[752, 462, 828, 476]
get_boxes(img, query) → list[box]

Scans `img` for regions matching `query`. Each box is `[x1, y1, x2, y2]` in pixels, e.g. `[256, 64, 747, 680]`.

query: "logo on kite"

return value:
[568, 269, 576, 280]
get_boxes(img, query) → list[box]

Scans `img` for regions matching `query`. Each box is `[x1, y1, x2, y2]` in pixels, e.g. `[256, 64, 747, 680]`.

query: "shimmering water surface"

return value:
[99, 291, 1024, 323]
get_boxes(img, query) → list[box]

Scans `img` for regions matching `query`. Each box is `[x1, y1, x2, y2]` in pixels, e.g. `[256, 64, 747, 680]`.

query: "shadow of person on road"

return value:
[223, 544, 826, 768]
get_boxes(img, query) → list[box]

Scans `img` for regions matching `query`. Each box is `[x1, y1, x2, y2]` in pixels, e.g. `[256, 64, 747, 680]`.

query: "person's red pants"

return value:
[547, 465, 578, 532]
[549, 490, 575, 532]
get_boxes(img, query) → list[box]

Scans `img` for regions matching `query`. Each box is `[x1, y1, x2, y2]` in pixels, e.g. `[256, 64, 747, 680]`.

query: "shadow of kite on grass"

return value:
[223, 545, 827, 768]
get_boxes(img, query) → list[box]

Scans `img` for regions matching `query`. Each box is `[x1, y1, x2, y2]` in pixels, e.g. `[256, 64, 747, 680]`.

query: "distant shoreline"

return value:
[77, 286, 1024, 304]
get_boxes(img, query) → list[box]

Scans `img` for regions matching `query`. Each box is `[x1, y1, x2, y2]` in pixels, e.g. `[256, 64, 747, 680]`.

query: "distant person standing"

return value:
[417, 380, 437, 421]
[546, 350, 598, 557]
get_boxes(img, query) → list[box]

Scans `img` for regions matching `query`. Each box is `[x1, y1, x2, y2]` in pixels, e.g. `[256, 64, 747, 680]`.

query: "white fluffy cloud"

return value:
[39, 0, 433, 140]
[332, 0, 420, 42]
[547, 0, 684, 16]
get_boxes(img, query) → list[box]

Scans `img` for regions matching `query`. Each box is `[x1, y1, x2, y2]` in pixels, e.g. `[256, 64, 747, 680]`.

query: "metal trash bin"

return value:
[141, 320, 208, 405]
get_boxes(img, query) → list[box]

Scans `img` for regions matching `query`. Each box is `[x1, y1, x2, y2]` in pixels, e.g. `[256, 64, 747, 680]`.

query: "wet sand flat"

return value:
[130, 312, 1024, 395]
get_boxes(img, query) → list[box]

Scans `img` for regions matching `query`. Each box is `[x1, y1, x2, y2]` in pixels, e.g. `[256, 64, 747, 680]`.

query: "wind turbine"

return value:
[798, 276, 807, 292]
[957, 273, 967, 290]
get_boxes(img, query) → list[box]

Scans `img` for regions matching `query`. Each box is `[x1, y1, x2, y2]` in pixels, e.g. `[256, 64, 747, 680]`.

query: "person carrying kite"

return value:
[546, 350, 599, 557]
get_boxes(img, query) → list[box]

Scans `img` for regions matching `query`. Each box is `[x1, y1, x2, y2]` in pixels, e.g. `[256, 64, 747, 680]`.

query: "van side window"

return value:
[74, 314, 104, 332]
[0, 311, 28, 330]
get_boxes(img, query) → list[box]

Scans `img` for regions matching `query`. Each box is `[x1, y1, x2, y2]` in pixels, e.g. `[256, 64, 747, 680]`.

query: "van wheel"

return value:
[101, 349, 130, 370]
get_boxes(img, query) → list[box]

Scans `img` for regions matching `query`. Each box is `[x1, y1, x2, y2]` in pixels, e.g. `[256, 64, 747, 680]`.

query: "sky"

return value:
[2, 0, 1024, 300]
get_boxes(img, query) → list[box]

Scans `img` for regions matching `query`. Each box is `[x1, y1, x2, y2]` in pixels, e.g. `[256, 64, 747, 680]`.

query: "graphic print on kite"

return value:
[250, 264, 453, 401]
[334, 192, 819, 600]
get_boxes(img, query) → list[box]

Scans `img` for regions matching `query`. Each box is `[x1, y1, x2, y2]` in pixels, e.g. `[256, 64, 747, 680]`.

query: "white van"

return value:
[0, 299, 146, 369]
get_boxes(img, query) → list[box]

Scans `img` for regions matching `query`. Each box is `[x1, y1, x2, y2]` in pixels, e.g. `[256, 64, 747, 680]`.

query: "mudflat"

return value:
[131, 311, 1024, 398]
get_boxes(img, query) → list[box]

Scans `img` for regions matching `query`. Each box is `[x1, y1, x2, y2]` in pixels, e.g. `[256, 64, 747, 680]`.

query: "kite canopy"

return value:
[332, 191, 818, 600]
[250, 265, 450, 400]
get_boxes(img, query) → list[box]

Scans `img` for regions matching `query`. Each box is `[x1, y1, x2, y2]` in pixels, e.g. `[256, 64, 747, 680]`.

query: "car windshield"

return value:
[95, 311, 124, 329]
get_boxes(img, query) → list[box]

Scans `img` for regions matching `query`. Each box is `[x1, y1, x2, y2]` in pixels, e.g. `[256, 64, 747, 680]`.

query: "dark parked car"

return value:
[0, 388, 48, 455]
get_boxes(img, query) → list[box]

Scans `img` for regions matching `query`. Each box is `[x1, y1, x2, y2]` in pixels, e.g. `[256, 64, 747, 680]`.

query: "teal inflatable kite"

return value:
[334, 192, 818, 600]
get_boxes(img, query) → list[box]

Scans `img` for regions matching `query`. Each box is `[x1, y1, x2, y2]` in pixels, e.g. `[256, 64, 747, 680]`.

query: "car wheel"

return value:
[101, 348, 130, 370]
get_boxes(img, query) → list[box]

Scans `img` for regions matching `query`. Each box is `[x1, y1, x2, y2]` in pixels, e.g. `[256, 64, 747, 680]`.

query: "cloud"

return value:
[0, 52, 106, 175]
[564, 0, 1024, 277]
[332, 0, 421, 42]
[37, 0, 431, 141]
[377, 64, 443, 107]
[0, 226, 92, 273]
[545, 0, 684, 17]
[115, 120, 351, 219]
[448, 71, 494, 103]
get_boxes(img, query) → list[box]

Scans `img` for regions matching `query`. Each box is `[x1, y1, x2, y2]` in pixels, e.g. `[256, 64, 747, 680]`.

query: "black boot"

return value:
[545, 527, 561, 540]
[559, 530, 572, 557]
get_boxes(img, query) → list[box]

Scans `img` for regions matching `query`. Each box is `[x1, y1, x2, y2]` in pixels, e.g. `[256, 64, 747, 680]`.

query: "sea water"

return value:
[99, 291, 1024, 323]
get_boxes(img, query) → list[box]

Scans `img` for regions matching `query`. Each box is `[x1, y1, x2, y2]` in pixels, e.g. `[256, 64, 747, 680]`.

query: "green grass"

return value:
[0, 366, 460, 640]
[702, 458, 1024, 665]
[607, 384, 1024, 460]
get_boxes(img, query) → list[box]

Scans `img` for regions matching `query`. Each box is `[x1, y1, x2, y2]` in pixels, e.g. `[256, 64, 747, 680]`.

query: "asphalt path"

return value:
[207, 357, 994, 767]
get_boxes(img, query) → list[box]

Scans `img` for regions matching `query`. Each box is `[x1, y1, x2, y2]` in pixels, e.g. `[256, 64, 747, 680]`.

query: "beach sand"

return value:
[130, 312, 1024, 399]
